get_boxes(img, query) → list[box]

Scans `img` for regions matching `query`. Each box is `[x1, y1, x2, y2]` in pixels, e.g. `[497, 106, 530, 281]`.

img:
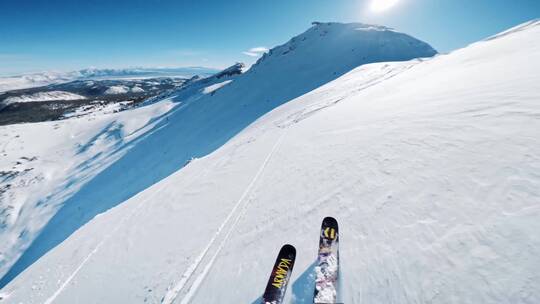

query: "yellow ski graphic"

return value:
[324, 227, 336, 240]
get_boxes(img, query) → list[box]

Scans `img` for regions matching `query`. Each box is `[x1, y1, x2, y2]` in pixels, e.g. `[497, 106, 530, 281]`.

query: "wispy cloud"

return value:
[242, 46, 269, 57]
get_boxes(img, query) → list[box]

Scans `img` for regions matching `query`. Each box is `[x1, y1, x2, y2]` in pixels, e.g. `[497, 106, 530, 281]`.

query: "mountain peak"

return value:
[250, 21, 436, 84]
[311, 21, 393, 31]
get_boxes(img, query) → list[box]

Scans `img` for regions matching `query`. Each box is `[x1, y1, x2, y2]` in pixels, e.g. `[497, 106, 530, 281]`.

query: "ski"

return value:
[261, 244, 296, 304]
[314, 217, 339, 303]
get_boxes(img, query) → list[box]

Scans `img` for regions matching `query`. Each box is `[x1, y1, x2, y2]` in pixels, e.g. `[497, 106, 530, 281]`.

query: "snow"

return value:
[62, 101, 132, 119]
[3, 91, 86, 104]
[0, 100, 176, 291]
[484, 18, 539, 41]
[202, 80, 232, 94]
[1, 20, 540, 304]
[104, 85, 130, 94]
[131, 86, 145, 93]
[0, 67, 218, 93]
[103, 85, 145, 94]
[314, 244, 339, 303]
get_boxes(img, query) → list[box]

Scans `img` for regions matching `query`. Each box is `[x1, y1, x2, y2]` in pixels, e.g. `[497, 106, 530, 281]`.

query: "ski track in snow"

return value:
[43, 194, 149, 304]
[2, 20, 540, 304]
[162, 131, 286, 304]
[0, 21, 437, 295]
[42, 152, 227, 304]
[159, 155, 236, 304]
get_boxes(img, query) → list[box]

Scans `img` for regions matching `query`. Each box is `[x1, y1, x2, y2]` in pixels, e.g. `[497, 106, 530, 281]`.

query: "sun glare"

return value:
[370, 0, 400, 12]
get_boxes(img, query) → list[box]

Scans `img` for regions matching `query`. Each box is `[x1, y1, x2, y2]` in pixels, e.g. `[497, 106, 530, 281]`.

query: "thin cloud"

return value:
[242, 51, 259, 57]
[249, 47, 269, 53]
[242, 46, 269, 57]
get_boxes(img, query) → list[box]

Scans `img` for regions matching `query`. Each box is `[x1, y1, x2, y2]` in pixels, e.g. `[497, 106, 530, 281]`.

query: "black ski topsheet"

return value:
[314, 217, 339, 303]
[261, 244, 296, 304]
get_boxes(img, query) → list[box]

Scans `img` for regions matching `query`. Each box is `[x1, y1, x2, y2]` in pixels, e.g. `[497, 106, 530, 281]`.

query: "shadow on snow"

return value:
[0, 64, 351, 288]
[1, 30, 432, 286]
[250, 262, 317, 304]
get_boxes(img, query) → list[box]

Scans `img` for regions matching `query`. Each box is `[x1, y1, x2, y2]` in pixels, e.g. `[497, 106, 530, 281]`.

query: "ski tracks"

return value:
[42, 151, 223, 304]
[162, 130, 287, 304]
[43, 187, 153, 304]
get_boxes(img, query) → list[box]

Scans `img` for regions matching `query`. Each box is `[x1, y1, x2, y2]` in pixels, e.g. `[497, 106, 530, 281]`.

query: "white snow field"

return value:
[3, 91, 86, 104]
[0, 22, 436, 293]
[1, 20, 539, 303]
[104, 85, 131, 95]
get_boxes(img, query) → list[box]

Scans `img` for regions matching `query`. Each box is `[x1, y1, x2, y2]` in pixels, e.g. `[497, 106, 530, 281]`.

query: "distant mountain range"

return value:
[2, 20, 539, 304]
[0, 67, 220, 93]
[0, 77, 188, 125]
[0, 64, 245, 125]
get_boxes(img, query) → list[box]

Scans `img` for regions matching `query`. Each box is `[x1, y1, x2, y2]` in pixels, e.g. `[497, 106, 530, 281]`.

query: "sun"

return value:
[370, 0, 400, 12]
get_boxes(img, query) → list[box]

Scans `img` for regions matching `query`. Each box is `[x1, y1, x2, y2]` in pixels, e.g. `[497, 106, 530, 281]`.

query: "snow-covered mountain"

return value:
[3, 91, 87, 104]
[0, 67, 219, 93]
[0, 77, 194, 125]
[1, 20, 539, 304]
[73, 67, 219, 80]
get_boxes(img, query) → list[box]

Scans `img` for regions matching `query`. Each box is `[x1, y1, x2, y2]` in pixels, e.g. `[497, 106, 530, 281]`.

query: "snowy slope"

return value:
[0, 100, 176, 281]
[0, 66, 243, 285]
[2, 20, 540, 304]
[0, 22, 435, 290]
[0, 22, 436, 298]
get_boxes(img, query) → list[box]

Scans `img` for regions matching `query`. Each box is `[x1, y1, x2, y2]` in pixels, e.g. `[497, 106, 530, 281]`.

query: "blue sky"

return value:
[0, 0, 538, 75]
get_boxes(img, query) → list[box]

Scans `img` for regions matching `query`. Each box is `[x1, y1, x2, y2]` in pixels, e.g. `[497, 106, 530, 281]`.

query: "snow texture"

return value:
[202, 80, 232, 94]
[104, 85, 130, 94]
[103, 84, 148, 94]
[1, 20, 539, 304]
[0, 21, 436, 297]
[3, 91, 86, 104]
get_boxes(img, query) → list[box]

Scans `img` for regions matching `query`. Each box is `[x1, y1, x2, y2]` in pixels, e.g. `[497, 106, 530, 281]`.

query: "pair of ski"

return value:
[261, 217, 339, 304]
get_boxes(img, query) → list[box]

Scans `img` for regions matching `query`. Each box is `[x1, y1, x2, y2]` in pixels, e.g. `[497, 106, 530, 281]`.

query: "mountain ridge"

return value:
[0, 67, 219, 93]
[0, 21, 437, 288]
[2, 20, 538, 304]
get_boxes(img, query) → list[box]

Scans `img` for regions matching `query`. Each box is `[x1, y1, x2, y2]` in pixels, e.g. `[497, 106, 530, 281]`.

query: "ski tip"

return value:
[322, 216, 338, 226]
[280, 244, 296, 254]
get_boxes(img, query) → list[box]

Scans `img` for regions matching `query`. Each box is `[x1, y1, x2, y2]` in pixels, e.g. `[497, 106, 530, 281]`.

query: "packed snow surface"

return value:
[1, 20, 540, 304]
[3, 91, 86, 104]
